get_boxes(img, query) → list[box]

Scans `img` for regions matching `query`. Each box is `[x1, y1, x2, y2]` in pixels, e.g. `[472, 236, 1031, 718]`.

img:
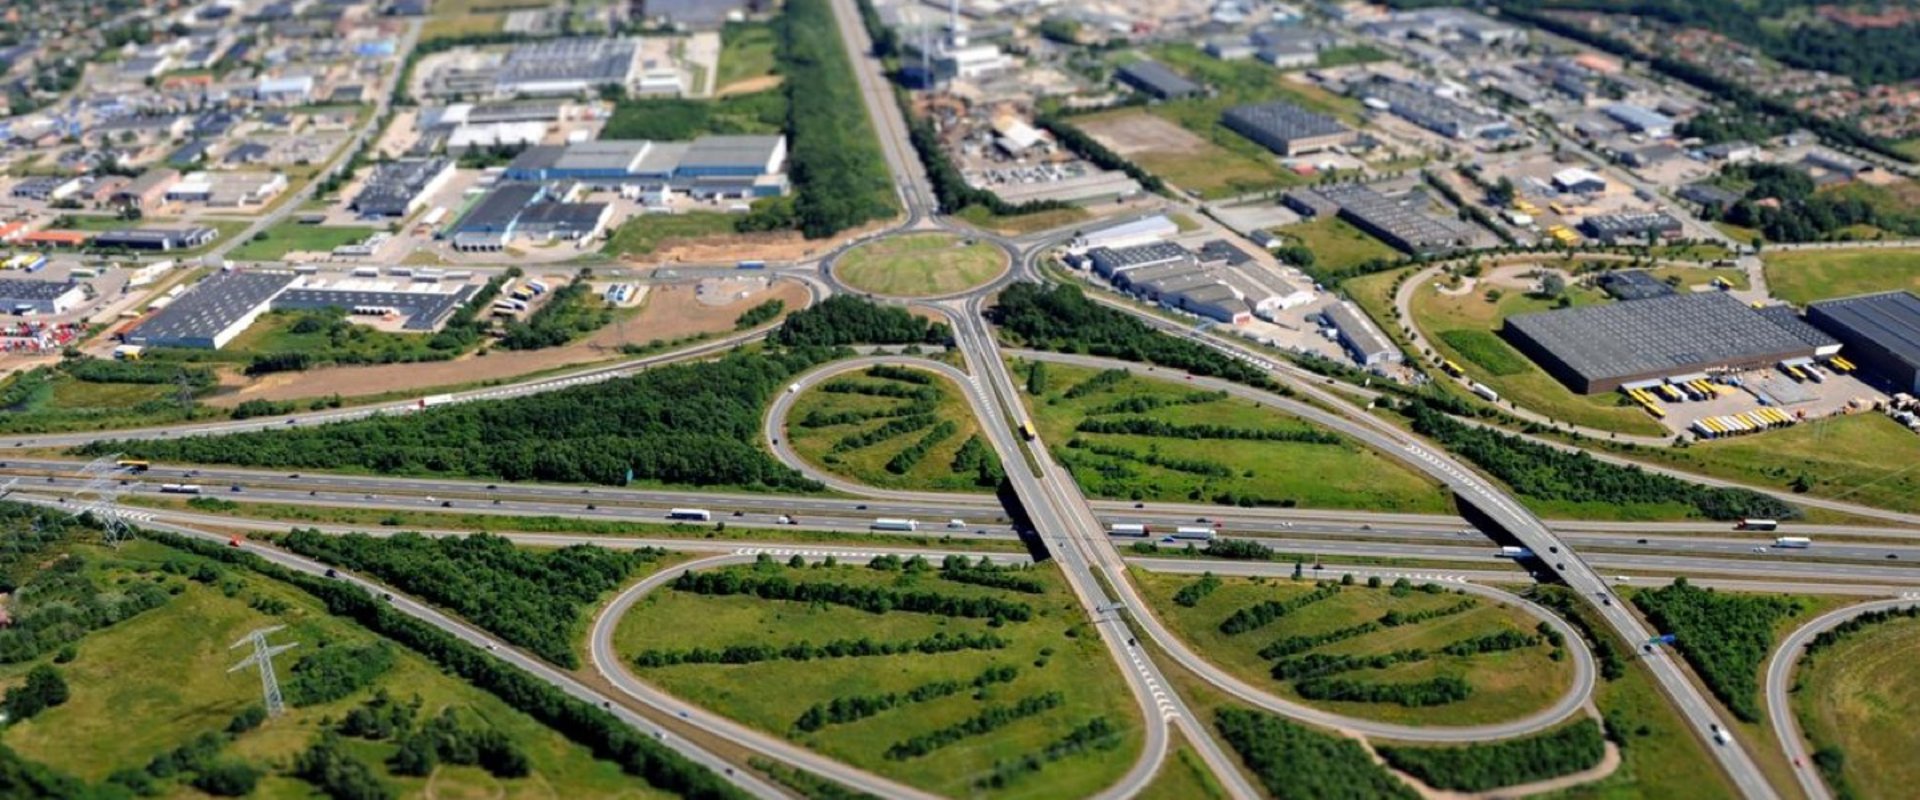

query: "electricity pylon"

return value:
[228, 625, 299, 717]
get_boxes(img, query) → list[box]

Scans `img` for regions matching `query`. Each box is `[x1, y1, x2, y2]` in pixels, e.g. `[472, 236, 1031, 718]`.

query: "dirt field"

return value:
[716, 75, 783, 97]
[640, 218, 894, 265]
[1076, 111, 1210, 156]
[202, 278, 810, 405]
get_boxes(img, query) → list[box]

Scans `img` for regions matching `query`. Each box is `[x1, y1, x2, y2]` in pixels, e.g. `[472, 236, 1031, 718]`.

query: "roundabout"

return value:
[831, 232, 1010, 298]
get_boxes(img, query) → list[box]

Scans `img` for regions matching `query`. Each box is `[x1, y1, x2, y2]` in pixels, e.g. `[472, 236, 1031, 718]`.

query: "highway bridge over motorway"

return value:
[9, 0, 1920, 796]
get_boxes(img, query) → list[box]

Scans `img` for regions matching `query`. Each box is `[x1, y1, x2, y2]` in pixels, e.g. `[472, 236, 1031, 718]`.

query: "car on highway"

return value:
[324, 568, 337, 579]
[586, 503, 596, 510]
[230, 485, 242, 493]
[441, 500, 453, 508]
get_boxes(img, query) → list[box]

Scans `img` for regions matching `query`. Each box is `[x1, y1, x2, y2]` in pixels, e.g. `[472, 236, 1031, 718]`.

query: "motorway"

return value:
[1764, 597, 1920, 800]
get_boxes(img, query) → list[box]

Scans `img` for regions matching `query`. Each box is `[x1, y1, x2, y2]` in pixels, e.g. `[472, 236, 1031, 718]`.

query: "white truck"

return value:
[1497, 545, 1534, 559]
[1773, 536, 1812, 549]
[1107, 523, 1150, 538]
[871, 518, 918, 532]
[668, 508, 713, 522]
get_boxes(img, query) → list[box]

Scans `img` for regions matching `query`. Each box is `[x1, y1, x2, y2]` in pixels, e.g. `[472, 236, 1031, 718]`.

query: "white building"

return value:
[1068, 215, 1179, 253]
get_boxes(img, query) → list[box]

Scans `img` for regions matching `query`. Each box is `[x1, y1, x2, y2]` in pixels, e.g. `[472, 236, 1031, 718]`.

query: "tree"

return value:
[3, 665, 69, 722]
[1025, 361, 1049, 396]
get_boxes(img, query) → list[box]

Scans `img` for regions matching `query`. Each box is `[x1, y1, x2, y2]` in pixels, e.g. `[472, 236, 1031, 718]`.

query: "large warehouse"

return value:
[1807, 291, 1920, 393]
[0, 279, 87, 315]
[1222, 101, 1355, 157]
[1503, 292, 1835, 394]
[128, 271, 485, 349]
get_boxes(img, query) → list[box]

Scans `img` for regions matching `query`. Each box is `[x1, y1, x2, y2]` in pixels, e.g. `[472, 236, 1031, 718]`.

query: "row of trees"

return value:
[832, 414, 935, 453]
[1084, 390, 1226, 416]
[1061, 368, 1129, 400]
[1070, 439, 1235, 478]
[282, 641, 396, 706]
[1401, 400, 1800, 521]
[1805, 605, 1920, 656]
[1215, 707, 1419, 799]
[1381, 598, 1480, 628]
[1376, 719, 1608, 792]
[938, 557, 1045, 595]
[143, 530, 748, 800]
[797, 399, 932, 428]
[1295, 675, 1474, 708]
[975, 716, 1121, 790]
[991, 284, 1279, 390]
[1073, 417, 1342, 444]
[1631, 578, 1803, 721]
[775, 296, 951, 347]
[821, 379, 937, 400]
[1258, 620, 1384, 660]
[792, 665, 1018, 733]
[1440, 629, 1540, 657]
[781, 0, 899, 237]
[1219, 584, 1343, 635]
[1271, 647, 1433, 682]
[885, 420, 958, 474]
[883, 692, 1064, 760]
[91, 348, 837, 491]
[632, 631, 1009, 668]
[949, 434, 1004, 488]
[1173, 573, 1223, 607]
[668, 570, 1034, 621]
[63, 356, 214, 388]
[735, 299, 786, 330]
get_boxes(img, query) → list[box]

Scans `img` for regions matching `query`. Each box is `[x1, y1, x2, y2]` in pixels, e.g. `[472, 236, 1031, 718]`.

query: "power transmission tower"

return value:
[228, 626, 298, 717]
[69, 454, 132, 547]
[175, 369, 196, 419]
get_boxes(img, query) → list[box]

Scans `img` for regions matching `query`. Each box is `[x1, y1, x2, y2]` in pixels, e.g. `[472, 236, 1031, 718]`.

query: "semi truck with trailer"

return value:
[872, 518, 919, 532]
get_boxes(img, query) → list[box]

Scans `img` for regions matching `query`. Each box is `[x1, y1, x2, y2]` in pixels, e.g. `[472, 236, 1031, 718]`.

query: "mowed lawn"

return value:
[1410, 279, 1668, 436]
[1134, 572, 1574, 727]
[1793, 614, 1920, 800]
[228, 223, 378, 261]
[1277, 217, 1402, 276]
[1618, 412, 1920, 515]
[1070, 107, 1296, 200]
[785, 366, 998, 493]
[0, 540, 666, 799]
[1762, 246, 1920, 306]
[1019, 361, 1451, 513]
[615, 561, 1142, 800]
[834, 232, 1005, 297]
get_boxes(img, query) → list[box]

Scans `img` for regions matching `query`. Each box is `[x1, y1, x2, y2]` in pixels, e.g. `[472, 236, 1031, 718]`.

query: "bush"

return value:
[2, 665, 69, 722]
[1377, 720, 1608, 791]
[282, 642, 396, 707]
[1215, 708, 1417, 799]
[190, 760, 263, 797]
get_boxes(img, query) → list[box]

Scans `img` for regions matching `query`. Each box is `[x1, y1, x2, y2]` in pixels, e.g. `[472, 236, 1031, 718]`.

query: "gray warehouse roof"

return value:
[275, 284, 479, 331]
[682, 135, 783, 169]
[1222, 101, 1350, 144]
[132, 271, 296, 345]
[1807, 291, 1920, 368]
[1117, 59, 1202, 98]
[1505, 292, 1821, 386]
[0, 279, 80, 301]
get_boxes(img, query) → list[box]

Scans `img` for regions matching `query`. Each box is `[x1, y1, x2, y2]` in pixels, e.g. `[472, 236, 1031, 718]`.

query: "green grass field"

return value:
[0, 539, 668, 799]
[1134, 572, 1574, 726]
[1792, 613, 1920, 800]
[953, 205, 1090, 236]
[1070, 106, 1296, 200]
[1017, 361, 1451, 513]
[834, 233, 1006, 297]
[716, 22, 779, 89]
[1601, 412, 1920, 515]
[1761, 246, 1920, 305]
[785, 366, 1000, 493]
[615, 561, 1142, 799]
[221, 307, 454, 367]
[228, 223, 379, 261]
[1410, 278, 1668, 436]
[1278, 217, 1402, 275]
[1137, 742, 1227, 800]
[603, 212, 739, 257]
[0, 367, 199, 434]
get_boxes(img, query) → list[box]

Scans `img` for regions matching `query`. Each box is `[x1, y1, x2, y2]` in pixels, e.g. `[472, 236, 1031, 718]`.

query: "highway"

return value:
[1764, 597, 1920, 800]
[1000, 348, 1783, 798]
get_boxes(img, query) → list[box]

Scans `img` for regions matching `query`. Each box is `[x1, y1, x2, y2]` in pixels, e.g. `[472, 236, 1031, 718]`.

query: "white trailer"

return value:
[668, 508, 713, 522]
[1172, 525, 1217, 541]
[159, 484, 203, 494]
[1773, 536, 1811, 549]
[1498, 545, 1534, 559]
[872, 518, 919, 532]
[1107, 523, 1150, 537]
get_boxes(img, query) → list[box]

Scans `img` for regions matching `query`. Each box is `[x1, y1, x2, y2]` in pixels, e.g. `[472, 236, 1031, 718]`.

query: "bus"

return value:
[1019, 420, 1037, 441]
[159, 484, 203, 494]
[667, 508, 713, 522]
[116, 459, 151, 472]
[1736, 519, 1779, 532]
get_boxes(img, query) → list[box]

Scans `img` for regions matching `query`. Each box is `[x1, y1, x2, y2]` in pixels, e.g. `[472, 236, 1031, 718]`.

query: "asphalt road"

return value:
[1764, 597, 1920, 800]
[1010, 349, 1783, 799]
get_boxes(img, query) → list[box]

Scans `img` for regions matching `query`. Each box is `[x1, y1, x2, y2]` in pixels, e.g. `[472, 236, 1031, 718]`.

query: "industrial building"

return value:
[503, 135, 788, 198]
[127, 271, 297, 349]
[274, 284, 481, 332]
[1580, 212, 1682, 244]
[1322, 301, 1399, 367]
[1356, 79, 1508, 140]
[1116, 59, 1202, 100]
[1067, 215, 1178, 253]
[0, 279, 86, 315]
[448, 183, 610, 251]
[1807, 291, 1920, 393]
[93, 227, 219, 251]
[1222, 101, 1355, 157]
[111, 169, 179, 210]
[164, 171, 288, 207]
[1504, 292, 1835, 394]
[494, 38, 640, 96]
[1596, 270, 1675, 301]
[1086, 241, 1193, 279]
[1551, 167, 1607, 195]
[351, 158, 456, 218]
[1290, 183, 1474, 255]
[1602, 103, 1674, 138]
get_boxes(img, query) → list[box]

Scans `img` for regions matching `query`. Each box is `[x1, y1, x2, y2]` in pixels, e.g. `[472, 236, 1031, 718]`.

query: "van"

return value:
[947, 519, 966, 529]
